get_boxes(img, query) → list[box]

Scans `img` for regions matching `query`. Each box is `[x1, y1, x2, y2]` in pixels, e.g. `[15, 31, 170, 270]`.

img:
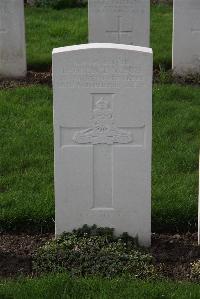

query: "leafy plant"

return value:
[33, 225, 156, 278]
[190, 260, 200, 281]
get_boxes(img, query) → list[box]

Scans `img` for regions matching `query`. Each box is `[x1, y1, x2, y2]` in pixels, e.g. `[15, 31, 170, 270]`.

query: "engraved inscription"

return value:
[55, 57, 144, 88]
[73, 97, 132, 145]
[90, 0, 137, 13]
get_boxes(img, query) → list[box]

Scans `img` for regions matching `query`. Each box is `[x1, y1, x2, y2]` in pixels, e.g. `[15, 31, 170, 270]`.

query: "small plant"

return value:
[190, 260, 200, 281]
[33, 225, 156, 278]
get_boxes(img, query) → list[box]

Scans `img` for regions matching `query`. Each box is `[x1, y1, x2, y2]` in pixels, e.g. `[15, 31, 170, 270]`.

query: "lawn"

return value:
[0, 2, 199, 294]
[25, 7, 88, 70]
[0, 3, 183, 234]
[0, 86, 54, 232]
[151, 4, 172, 69]
[0, 84, 199, 233]
[1, 274, 200, 299]
[25, 4, 172, 70]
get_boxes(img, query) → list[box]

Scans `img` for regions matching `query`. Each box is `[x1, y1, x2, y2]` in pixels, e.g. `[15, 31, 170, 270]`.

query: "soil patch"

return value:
[151, 233, 200, 280]
[0, 233, 53, 278]
[0, 71, 52, 90]
[0, 70, 199, 91]
[154, 69, 200, 87]
[0, 233, 199, 280]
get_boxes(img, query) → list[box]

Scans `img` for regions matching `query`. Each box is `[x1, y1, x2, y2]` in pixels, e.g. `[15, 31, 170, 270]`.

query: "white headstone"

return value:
[0, 0, 26, 78]
[53, 43, 152, 246]
[173, 0, 200, 74]
[89, 0, 150, 47]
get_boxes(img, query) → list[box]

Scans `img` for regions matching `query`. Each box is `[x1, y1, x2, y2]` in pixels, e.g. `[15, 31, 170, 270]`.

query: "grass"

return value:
[0, 84, 199, 233]
[151, 4, 172, 69]
[0, 86, 54, 232]
[0, 2, 198, 294]
[1, 274, 200, 299]
[25, 7, 88, 70]
[25, 4, 172, 70]
[152, 84, 199, 232]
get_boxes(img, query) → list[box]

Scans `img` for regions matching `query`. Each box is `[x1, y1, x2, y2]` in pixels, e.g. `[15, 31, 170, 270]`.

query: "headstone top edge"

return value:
[52, 43, 153, 55]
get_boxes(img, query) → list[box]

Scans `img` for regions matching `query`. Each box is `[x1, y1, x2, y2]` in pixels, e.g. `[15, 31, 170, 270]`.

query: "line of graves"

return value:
[0, 0, 199, 246]
[1, 0, 200, 78]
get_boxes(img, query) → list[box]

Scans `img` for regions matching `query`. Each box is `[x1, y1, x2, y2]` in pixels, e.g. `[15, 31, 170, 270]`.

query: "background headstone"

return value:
[173, 0, 200, 74]
[53, 43, 152, 246]
[0, 0, 26, 78]
[89, 0, 150, 47]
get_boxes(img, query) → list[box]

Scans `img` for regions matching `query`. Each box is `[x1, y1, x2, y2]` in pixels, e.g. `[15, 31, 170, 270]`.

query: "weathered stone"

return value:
[0, 0, 26, 78]
[173, 0, 200, 74]
[89, 0, 150, 47]
[53, 43, 152, 246]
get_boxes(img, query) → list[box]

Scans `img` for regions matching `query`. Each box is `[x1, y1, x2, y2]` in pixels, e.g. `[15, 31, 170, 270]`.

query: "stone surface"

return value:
[89, 0, 150, 47]
[0, 0, 26, 78]
[53, 43, 152, 246]
[173, 0, 200, 74]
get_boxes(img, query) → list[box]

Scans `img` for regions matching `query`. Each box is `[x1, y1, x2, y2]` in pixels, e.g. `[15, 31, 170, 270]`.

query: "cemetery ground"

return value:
[0, 2, 200, 297]
[25, 4, 172, 70]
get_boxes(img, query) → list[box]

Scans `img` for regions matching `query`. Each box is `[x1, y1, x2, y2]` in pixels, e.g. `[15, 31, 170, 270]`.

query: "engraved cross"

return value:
[106, 16, 132, 43]
[60, 94, 145, 210]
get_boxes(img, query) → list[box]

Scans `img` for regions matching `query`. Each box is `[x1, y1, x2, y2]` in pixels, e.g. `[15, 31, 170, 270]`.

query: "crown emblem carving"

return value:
[73, 97, 133, 145]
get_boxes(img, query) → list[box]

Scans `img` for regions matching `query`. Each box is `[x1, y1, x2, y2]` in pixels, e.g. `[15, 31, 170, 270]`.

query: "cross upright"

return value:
[106, 16, 133, 43]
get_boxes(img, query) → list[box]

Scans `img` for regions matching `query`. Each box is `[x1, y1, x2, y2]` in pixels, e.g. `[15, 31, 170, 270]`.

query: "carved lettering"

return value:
[55, 58, 144, 88]
[90, 0, 137, 13]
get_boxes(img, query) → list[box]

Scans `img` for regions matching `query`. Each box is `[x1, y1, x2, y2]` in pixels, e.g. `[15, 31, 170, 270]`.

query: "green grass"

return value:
[151, 4, 172, 69]
[25, 7, 88, 70]
[25, 4, 172, 70]
[0, 84, 199, 233]
[152, 84, 199, 232]
[0, 86, 54, 231]
[1, 274, 200, 299]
